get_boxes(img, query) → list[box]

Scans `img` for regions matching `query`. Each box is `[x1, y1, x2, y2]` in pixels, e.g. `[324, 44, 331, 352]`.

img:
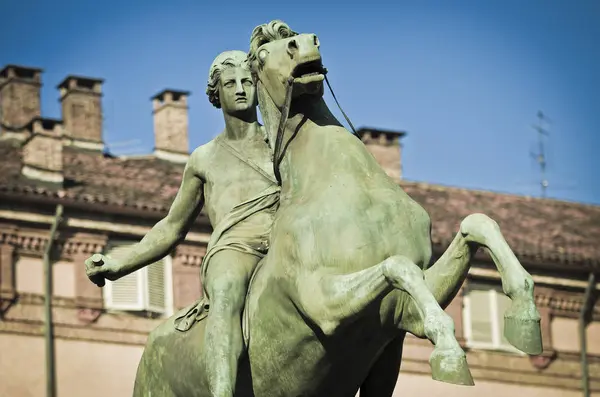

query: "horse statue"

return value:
[132, 20, 542, 397]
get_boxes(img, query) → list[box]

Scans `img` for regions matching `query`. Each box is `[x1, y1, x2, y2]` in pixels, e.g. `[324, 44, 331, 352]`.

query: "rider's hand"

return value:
[84, 254, 123, 287]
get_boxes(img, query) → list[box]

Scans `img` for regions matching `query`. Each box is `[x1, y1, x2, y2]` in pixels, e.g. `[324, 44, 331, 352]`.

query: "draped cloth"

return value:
[174, 137, 279, 332]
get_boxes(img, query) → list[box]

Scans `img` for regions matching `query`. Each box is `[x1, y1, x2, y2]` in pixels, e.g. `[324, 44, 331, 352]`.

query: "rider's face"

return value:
[219, 66, 257, 117]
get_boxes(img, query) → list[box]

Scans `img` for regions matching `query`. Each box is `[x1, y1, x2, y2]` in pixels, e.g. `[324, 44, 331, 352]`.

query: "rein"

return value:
[272, 77, 295, 185]
[270, 70, 358, 186]
[323, 70, 358, 136]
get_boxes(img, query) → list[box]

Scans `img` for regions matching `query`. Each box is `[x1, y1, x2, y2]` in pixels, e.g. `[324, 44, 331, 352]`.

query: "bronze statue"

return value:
[89, 21, 543, 397]
[85, 50, 279, 397]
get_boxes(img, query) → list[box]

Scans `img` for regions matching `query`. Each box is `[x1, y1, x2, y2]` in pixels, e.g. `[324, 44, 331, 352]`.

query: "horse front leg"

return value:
[424, 213, 543, 355]
[295, 256, 474, 386]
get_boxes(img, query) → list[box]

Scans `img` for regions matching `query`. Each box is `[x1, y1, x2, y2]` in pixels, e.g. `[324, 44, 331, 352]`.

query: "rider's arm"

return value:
[117, 150, 205, 276]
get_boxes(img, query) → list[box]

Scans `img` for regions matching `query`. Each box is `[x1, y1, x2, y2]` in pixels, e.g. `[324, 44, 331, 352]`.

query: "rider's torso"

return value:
[201, 131, 277, 231]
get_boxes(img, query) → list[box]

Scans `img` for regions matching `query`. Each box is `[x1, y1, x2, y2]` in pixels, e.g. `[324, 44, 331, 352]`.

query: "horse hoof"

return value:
[504, 315, 543, 355]
[429, 348, 474, 386]
[503, 297, 543, 355]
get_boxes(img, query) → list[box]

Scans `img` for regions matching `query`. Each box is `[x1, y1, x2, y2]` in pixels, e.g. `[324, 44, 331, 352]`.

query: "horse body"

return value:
[243, 123, 432, 396]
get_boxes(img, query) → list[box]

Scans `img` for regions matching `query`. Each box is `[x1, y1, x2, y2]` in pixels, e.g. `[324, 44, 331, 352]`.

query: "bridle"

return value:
[263, 69, 358, 186]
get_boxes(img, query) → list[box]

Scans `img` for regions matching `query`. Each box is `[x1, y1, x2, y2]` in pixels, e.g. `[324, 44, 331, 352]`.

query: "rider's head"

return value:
[206, 50, 257, 117]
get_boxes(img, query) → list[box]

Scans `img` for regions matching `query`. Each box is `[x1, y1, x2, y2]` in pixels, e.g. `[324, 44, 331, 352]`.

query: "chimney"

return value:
[57, 75, 104, 151]
[152, 89, 190, 163]
[21, 117, 64, 185]
[0, 65, 43, 139]
[357, 127, 406, 180]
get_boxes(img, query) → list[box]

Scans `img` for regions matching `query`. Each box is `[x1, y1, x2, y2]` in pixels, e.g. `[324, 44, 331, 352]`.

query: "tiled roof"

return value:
[0, 140, 184, 214]
[1, 139, 599, 269]
[402, 182, 600, 269]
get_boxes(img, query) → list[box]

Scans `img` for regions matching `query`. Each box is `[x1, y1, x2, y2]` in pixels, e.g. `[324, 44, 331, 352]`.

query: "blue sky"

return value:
[2, 0, 599, 204]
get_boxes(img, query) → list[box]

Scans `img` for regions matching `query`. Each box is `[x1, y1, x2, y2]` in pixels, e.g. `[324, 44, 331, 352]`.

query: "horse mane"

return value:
[248, 20, 298, 67]
[256, 80, 278, 151]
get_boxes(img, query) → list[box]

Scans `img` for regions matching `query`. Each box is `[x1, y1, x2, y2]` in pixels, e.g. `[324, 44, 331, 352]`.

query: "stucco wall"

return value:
[2, 332, 598, 397]
[2, 253, 599, 396]
[553, 316, 600, 355]
[14, 256, 75, 298]
[0, 334, 142, 397]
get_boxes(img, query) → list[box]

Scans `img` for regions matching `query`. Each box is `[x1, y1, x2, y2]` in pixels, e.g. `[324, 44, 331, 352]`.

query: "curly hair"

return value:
[247, 20, 298, 69]
[206, 50, 250, 109]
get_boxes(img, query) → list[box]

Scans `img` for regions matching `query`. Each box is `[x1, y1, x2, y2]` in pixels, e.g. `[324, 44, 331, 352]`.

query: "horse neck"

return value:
[258, 85, 343, 198]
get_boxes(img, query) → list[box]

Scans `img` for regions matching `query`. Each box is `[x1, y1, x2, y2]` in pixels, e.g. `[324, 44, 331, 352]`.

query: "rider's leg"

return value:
[201, 250, 259, 397]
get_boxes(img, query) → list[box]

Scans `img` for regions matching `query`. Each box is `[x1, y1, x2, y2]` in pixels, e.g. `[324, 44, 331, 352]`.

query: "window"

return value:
[462, 281, 522, 353]
[103, 241, 174, 317]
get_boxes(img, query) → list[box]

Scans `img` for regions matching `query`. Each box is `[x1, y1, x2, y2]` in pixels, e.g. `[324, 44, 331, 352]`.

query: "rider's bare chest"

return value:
[203, 138, 275, 200]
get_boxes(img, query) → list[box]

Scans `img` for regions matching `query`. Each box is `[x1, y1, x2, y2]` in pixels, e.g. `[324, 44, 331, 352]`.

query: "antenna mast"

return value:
[531, 111, 550, 198]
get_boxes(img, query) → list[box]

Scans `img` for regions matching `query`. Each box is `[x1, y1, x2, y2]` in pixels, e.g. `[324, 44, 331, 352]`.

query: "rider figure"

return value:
[85, 50, 279, 397]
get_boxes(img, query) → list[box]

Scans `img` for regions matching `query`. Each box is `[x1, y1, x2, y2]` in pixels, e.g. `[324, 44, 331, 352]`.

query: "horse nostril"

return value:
[313, 35, 320, 48]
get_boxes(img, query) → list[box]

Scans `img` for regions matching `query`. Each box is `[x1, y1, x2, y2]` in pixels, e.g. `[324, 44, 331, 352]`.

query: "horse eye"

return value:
[258, 49, 268, 63]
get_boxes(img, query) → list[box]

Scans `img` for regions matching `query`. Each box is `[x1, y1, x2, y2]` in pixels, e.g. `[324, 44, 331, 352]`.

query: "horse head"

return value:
[247, 20, 338, 184]
[248, 20, 326, 109]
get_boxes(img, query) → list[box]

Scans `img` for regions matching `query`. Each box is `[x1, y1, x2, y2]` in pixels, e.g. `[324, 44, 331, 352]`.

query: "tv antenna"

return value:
[530, 111, 550, 198]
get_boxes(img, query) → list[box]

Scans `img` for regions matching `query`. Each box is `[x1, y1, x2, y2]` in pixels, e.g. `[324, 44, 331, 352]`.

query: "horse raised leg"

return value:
[296, 255, 474, 386]
[424, 213, 542, 355]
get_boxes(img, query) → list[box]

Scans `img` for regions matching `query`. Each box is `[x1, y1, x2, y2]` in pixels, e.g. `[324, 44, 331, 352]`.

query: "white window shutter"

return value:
[146, 258, 166, 313]
[104, 242, 145, 311]
[467, 287, 494, 344]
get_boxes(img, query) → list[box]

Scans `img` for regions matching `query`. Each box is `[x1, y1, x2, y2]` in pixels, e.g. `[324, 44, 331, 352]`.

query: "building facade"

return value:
[0, 64, 599, 397]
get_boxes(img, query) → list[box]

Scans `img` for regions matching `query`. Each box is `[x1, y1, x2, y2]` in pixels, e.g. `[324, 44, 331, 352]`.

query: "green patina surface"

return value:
[85, 21, 543, 397]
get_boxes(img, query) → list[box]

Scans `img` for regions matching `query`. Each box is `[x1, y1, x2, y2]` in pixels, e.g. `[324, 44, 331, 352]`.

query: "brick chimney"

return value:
[0, 65, 43, 139]
[21, 117, 64, 184]
[152, 89, 190, 163]
[357, 127, 406, 180]
[57, 75, 104, 151]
